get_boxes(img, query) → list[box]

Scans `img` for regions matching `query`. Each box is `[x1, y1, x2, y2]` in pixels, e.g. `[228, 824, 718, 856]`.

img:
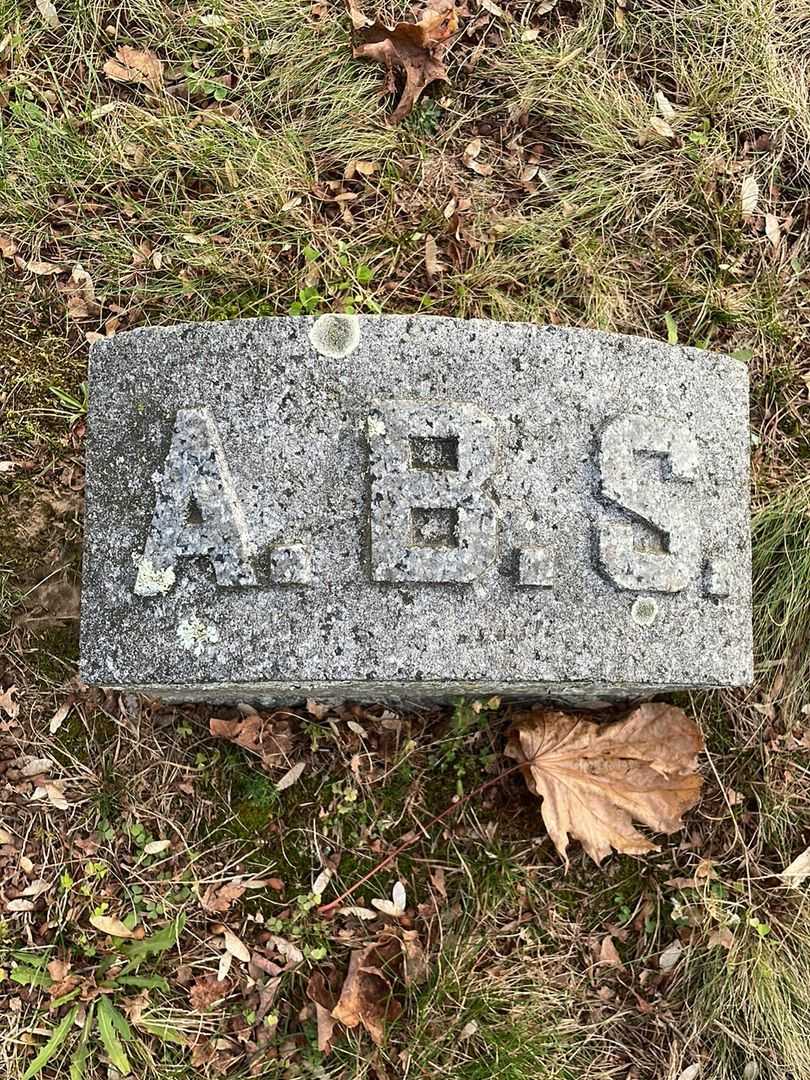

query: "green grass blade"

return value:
[114, 974, 170, 991]
[137, 1020, 187, 1045]
[120, 913, 186, 969]
[22, 1005, 78, 1080]
[96, 997, 132, 1075]
[68, 1006, 94, 1080]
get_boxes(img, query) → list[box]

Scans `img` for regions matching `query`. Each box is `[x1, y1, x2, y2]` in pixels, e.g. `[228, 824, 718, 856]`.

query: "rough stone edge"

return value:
[108, 679, 719, 710]
[88, 314, 749, 391]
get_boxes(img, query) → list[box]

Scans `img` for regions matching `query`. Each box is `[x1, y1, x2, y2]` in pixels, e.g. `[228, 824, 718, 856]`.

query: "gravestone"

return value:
[80, 315, 752, 705]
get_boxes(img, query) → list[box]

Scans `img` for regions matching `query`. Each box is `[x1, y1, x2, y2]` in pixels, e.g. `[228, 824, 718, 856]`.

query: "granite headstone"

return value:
[80, 315, 752, 705]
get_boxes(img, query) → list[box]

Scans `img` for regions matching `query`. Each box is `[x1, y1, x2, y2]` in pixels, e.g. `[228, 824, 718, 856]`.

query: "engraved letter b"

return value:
[368, 401, 499, 583]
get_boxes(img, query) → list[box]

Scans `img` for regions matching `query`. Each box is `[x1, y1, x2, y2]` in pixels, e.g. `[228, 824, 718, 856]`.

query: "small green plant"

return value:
[404, 98, 443, 136]
[12, 915, 186, 1079]
[49, 382, 88, 424]
[288, 285, 323, 315]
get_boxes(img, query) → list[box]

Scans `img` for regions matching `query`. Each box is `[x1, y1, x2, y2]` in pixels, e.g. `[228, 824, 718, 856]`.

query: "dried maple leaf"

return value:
[103, 46, 163, 92]
[505, 703, 704, 866]
[331, 937, 402, 1045]
[209, 712, 294, 770]
[353, 0, 458, 124]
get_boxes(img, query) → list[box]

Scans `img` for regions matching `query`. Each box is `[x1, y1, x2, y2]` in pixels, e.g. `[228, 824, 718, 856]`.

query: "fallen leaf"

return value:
[47, 959, 71, 982]
[655, 89, 676, 120]
[0, 687, 20, 718]
[209, 713, 294, 770]
[26, 259, 63, 276]
[313, 868, 332, 897]
[649, 115, 675, 139]
[659, 939, 683, 971]
[202, 881, 246, 913]
[707, 926, 734, 949]
[31, 781, 69, 810]
[276, 760, 306, 791]
[399, 929, 427, 985]
[0, 827, 14, 845]
[598, 935, 624, 969]
[189, 974, 232, 1010]
[331, 937, 402, 1045]
[268, 934, 304, 966]
[779, 846, 810, 888]
[764, 213, 780, 250]
[307, 968, 341, 1053]
[22, 879, 52, 898]
[222, 927, 251, 963]
[143, 839, 171, 856]
[479, 0, 507, 17]
[0, 235, 18, 258]
[6, 898, 35, 912]
[36, 0, 59, 28]
[90, 915, 137, 938]
[424, 234, 444, 280]
[741, 175, 759, 216]
[371, 880, 407, 917]
[20, 756, 54, 778]
[346, 0, 373, 29]
[217, 950, 232, 982]
[353, 0, 458, 124]
[430, 865, 447, 899]
[49, 702, 71, 735]
[464, 137, 482, 159]
[103, 46, 163, 92]
[337, 906, 379, 920]
[678, 1065, 701, 1080]
[504, 703, 704, 865]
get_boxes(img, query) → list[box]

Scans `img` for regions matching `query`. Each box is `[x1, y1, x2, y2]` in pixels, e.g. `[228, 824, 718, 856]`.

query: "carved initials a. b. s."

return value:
[135, 405, 715, 599]
[596, 414, 701, 593]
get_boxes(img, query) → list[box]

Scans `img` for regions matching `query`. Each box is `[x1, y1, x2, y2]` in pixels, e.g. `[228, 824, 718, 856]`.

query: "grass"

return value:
[1, 0, 809, 1077]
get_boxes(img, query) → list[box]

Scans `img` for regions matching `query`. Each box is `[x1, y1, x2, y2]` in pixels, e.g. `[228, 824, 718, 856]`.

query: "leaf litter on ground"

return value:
[350, 0, 459, 123]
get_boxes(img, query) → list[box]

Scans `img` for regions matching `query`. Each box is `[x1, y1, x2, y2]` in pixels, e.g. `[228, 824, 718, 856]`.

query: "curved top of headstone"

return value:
[81, 315, 751, 705]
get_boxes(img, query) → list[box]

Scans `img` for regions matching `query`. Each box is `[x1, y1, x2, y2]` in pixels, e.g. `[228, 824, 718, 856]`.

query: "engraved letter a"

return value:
[135, 408, 256, 595]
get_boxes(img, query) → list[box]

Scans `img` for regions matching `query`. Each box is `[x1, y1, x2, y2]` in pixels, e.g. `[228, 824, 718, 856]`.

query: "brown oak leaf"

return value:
[352, 0, 458, 124]
[209, 712, 294, 770]
[331, 937, 402, 1045]
[505, 703, 704, 866]
[103, 46, 163, 92]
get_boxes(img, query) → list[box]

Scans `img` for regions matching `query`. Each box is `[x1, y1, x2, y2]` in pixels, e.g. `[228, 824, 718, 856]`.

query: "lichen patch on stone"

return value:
[631, 596, 659, 627]
[133, 556, 176, 597]
[308, 314, 360, 359]
[177, 615, 221, 656]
